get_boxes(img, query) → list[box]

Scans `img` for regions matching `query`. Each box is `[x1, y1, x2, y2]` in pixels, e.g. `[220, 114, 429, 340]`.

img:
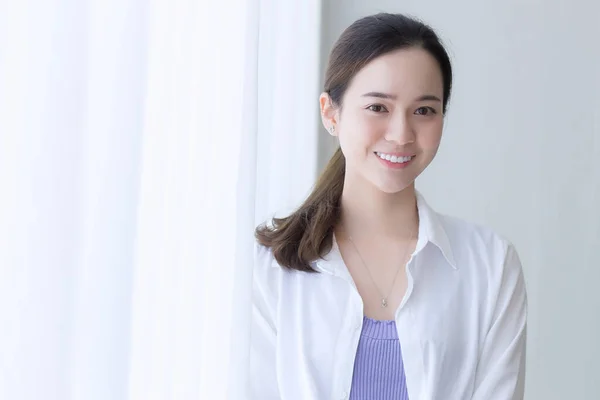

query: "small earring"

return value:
[329, 126, 335, 135]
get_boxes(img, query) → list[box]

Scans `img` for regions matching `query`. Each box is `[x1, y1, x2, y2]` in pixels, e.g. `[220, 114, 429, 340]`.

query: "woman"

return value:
[251, 12, 527, 400]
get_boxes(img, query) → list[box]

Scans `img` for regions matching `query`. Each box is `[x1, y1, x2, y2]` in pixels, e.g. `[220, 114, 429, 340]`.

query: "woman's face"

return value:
[321, 47, 445, 194]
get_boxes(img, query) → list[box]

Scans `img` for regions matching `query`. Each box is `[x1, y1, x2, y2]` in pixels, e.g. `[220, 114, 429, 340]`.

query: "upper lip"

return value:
[375, 151, 415, 157]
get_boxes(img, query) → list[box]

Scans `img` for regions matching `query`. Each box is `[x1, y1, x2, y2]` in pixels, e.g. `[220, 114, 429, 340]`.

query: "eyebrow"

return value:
[361, 91, 442, 103]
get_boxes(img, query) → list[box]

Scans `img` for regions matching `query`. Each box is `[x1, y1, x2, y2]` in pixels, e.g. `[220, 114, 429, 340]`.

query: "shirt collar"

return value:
[314, 190, 458, 274]
[414, 191, 457, 270]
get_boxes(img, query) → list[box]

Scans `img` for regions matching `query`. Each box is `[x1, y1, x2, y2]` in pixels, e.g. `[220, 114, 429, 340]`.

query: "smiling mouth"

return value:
[374, 151, 414, 164]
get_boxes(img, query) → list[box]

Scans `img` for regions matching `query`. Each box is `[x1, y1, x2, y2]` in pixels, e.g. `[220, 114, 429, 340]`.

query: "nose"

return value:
[384, 112, 415, 145]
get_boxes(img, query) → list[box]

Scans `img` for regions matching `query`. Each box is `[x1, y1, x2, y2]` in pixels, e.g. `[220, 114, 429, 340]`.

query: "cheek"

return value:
[418, 122, 443, 150]
[347, 115, 385, 146]
[339, 116, 382, 153]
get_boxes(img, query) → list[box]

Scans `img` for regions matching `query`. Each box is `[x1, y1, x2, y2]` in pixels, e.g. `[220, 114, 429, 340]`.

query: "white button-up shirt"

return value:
[250, 193, 527, 400]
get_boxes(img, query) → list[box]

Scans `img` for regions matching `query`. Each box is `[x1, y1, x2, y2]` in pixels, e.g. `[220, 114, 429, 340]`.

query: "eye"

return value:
[366, 104, 388, 113]
[415, 106, 437, 116]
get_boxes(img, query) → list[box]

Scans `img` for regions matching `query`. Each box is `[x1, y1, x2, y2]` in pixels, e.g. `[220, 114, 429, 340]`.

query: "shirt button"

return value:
[340, 391, 348, 399]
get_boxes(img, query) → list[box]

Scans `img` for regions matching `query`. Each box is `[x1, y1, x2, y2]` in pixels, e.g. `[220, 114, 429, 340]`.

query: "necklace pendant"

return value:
[381, 298, 388, 308]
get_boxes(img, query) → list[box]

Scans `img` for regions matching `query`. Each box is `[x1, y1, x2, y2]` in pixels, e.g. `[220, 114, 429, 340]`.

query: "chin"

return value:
[373, 180, 414, 195]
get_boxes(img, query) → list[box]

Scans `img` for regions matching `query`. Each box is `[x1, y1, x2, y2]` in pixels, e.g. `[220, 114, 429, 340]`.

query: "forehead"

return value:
[346, 47, 444, 99]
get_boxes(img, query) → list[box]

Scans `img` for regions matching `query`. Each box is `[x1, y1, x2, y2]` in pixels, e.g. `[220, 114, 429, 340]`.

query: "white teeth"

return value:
[376, 152, 413, 163]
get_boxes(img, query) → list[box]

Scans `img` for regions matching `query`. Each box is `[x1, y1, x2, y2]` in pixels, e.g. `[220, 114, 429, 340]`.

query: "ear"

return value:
[319, 92, 339, 136]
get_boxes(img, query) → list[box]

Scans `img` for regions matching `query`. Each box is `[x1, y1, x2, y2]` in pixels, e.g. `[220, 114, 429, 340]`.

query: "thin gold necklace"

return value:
[345, 228, 415, 308]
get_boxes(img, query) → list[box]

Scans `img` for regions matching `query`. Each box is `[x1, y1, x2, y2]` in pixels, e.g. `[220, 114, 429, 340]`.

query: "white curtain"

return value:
[0, 0, 321, 399]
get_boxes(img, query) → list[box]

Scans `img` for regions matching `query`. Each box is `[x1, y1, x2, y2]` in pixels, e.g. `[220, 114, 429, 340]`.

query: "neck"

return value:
[338, 179, 419, 241]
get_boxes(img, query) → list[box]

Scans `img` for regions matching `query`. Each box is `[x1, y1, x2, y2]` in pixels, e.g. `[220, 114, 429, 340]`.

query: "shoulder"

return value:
[254, 241, 282, 279]
[253, 241, 287, 304]
[435, 213, 527, 318]
[440, 213, 512, 250]
[437, 213, 523, 280]
[417, 192, 519, 272]
[254, 240, 275, 268]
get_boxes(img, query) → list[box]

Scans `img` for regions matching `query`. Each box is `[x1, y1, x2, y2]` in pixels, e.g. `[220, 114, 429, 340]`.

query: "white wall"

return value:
[319, 1, 600, 399]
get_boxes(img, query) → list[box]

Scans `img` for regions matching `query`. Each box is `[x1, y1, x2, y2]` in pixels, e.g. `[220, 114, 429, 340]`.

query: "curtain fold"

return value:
[0, 0, 321, 399]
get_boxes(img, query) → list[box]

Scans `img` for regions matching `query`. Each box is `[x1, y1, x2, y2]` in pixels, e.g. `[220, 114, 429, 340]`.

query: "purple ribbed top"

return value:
[349, 316, 409, 400]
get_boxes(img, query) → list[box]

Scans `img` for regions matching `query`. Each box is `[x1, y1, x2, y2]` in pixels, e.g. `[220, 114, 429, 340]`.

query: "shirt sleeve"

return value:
[471, 243, 528, 400]
[249, 243, 281, 399]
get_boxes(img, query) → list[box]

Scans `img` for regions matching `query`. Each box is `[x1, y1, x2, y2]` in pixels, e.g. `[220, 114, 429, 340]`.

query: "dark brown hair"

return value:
[255, 13, 453, 272]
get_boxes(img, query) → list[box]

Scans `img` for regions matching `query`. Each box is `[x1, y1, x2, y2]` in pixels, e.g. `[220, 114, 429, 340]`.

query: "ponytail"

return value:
[255, 148, 345, 272]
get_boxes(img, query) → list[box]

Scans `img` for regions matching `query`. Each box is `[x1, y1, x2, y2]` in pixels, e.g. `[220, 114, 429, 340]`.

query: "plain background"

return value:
[317, 1, 600, 399]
